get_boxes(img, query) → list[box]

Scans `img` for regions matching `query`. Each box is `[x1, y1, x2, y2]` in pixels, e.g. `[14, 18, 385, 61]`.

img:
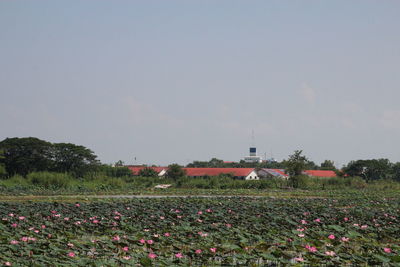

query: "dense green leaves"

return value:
[0, 196, 399, 266]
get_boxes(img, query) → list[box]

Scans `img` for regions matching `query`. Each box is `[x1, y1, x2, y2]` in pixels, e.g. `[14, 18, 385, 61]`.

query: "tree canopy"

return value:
[0, 137, 99, 177]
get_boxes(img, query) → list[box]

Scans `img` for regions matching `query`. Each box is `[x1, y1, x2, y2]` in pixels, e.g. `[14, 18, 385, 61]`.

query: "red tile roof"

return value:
[303, 170, 337, 177]
[127, 166, 167, 175]
[184, 168, 254, 177]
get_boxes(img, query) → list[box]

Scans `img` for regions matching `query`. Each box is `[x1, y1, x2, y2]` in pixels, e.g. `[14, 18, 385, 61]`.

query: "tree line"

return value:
[1, 137, 400, 182]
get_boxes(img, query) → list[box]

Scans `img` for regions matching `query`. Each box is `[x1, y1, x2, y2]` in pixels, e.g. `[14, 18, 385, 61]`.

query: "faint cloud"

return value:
[300, 83, 316, 104]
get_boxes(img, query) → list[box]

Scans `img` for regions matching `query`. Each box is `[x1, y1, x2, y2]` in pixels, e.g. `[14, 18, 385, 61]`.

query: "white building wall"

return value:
[245, 171, 260, 180]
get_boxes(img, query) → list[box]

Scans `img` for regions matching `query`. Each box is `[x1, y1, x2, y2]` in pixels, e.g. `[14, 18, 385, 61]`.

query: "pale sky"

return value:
[1, 1, 400, 167]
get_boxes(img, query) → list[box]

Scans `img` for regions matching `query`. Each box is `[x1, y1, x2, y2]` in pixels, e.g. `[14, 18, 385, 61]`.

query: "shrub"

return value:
[27, 172, 73, 189]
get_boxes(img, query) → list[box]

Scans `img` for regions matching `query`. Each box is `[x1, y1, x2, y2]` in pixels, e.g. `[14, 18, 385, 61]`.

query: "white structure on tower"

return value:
[243, 130, 262, 163]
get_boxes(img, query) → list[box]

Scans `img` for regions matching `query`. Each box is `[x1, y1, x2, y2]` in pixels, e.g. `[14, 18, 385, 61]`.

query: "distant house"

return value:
[184, 168, 259, 180]
[303, 170, 337, 178]
[258, 168, 289, 179]
[127, 166, 168, 177]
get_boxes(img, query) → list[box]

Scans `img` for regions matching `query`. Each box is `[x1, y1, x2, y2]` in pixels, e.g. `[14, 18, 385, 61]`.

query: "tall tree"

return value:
[284, 150, 309, 176]
[343, 159, 392, 181]
[320, 160, 337, 171]
[0, 137, 53, 176]
[52, 143, 100, 177]
[166, 164, 186, 180]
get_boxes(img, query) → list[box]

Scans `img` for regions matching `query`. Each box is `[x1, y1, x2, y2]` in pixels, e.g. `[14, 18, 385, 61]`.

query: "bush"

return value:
[27, 172, 73, 189]
[0, 164, 7, 179]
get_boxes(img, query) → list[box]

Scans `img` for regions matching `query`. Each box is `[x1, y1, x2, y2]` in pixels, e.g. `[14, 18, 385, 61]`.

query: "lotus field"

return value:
[1, 196, 400, 266]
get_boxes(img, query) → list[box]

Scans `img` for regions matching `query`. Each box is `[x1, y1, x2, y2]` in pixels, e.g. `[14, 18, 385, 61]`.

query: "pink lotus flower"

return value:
[148, 253, 157, 259]
[64, 217, 69, 221]
[20, 237, 28, 242]
[175, 253, 183, 258]
[325, 251, 336, 256]
[4, 262, 11, 266]
[305, 245, 317, 252]
[67, 243, 74, 248]
[298, 234, 305, 238]
[11, 223, 17, 228]
[206, 209, 212, 213]
[122, 246, 129, 252]
[75, 203, 80, 207]
[314, 218, 321, 222]
[146, 239, 154, 245]
[226, 224, 232, 228]
[112, 235, 120, 241]
[210, 248, 217, 253]
[177, 215, 182, 219]
[341, 237, 349, 242]
[123, 256, 131, 260]
[384, 247, 392, 253]
[41, 225, 46, 229]
[9, 213, 14, 217]
[297, 228, 305, 232]
[18, 216, 25, 220]
[139, 239, 146, 244]
[328, 234, 335, 240]
[160, 216, 165, 220]
[164, 232, 171, 237]
[197, 211, 203, 215]
[10, 240, 19, 245]
[361, 225, 368, 229]
[92, 220, 99, 224]
[301, 220, 307, 225]
[68, 252, 75, 257]
[195, 249, 202, 254]
[344, 217, 349, 221]
[294, 257, 304, 262]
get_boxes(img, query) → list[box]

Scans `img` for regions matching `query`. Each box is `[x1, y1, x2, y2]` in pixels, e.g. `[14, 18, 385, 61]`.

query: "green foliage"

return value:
[114, 160, 124, 167]
[27, 171, 74, 189]
[284, 150, 310, 176]
[51, 143, 100, 177]
[139, 167, 159, 177]
[343, 159, 393, 181]
[0, 137, 100, 177]
[393, 162, 400, 182]
[0, 137, 53, 176]
[320, 160, 337, 171]
[96, 165, 133, 177]
[166, 164, 186, 180]
[0, 149, 6, 179]
[1, 196, 400, 265]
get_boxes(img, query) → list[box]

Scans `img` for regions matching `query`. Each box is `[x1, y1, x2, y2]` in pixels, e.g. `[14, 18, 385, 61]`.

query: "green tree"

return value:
[392, 162, 400, 182]
[52, 143, 100, 177]
[166, 164, 186, 180]
[0, 149, 7, 178]
[320, 160, 337, 171]
[115, 160, 124, 167]
[139, 167, 158, 177]
[0, 137, 53, 176]
[343, 159, 392, 181]
[284, 150, 309, 176]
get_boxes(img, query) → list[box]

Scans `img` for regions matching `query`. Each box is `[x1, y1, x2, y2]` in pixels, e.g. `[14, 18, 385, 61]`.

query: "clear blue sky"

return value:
[1, 1, 400, 167]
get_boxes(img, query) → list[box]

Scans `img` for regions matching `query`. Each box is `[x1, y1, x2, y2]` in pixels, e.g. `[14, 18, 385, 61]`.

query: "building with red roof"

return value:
[303, 170, 337, 178]
[127, 166, 168, 177]
[184, 168, 259, 180]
